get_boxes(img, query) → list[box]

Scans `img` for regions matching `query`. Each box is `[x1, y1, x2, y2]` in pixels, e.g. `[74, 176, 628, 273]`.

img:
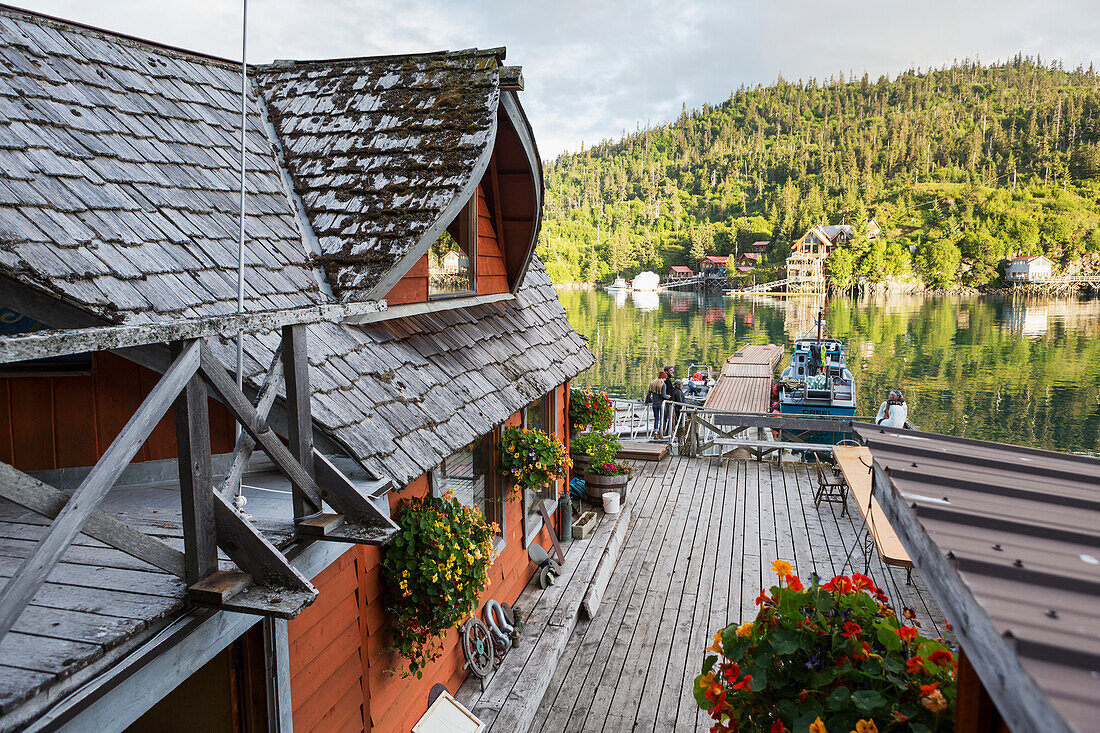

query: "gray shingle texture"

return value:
[254, 51, 500, 301]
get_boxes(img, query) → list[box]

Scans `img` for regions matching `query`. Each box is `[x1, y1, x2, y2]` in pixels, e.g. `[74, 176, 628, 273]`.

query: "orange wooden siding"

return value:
[383, 183, 506, 306]
[0, 351, 235, 472]
[287, 384, 567, 733]
[475, 186, 508, 295]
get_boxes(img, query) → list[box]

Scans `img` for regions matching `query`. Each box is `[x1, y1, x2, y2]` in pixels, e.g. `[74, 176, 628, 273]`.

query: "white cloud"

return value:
[14, 0, 1100, 156]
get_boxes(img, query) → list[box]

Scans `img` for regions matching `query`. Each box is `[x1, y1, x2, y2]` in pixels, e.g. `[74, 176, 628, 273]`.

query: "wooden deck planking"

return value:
[532, 456, 944, 733]
[703, 343, 782, 415]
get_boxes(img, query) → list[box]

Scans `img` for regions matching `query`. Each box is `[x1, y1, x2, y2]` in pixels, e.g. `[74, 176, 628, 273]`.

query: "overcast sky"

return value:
[16, 1, 1100, 158]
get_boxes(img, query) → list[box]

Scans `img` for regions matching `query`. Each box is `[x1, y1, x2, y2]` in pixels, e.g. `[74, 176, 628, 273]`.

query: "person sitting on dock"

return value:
[645, 371, 668, 439]
[876, 390, 908, 428]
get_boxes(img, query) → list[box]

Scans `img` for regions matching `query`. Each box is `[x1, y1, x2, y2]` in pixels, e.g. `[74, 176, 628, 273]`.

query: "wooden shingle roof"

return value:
[254, 51, 502, 301]
[0, 6, 593, 488]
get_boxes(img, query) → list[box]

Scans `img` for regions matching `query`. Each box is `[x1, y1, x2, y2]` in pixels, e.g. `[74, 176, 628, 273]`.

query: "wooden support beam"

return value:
[0, 340, 200, 643]
[539, 501, 565, 565]
[313, 451, 398, 544]
[0, 299, 387, 365]
[174, 341, 219, 584]
[198, 341, 324, 512]
[219, 344, 284, 498]
[0, 462, 185, 578]
[281, 324, 318, 519]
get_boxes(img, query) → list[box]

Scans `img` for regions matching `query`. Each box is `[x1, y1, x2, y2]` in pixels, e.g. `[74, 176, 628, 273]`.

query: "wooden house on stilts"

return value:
[0, 6, 592, 731]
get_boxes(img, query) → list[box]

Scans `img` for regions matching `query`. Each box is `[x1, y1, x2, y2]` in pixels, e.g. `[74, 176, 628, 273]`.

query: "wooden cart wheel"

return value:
[460, 618, 494, 678]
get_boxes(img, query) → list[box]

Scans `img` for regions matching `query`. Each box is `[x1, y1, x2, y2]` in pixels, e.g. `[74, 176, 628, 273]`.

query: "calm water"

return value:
[557, 287, 1100, 455]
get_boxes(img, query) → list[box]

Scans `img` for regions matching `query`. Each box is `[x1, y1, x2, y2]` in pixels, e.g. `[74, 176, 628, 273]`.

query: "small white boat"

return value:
[606, 276, 627, 291]
[631, 271, 660, 291]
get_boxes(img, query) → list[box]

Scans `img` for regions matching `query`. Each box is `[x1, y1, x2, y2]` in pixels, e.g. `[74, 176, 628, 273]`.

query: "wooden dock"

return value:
[703, 343, 784, 413]
[526, 455, 942, 733]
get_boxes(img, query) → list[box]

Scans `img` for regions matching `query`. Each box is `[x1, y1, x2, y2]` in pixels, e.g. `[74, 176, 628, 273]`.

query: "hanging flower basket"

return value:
[569, 387, 615, 432]
[381, 492, 499, 678]
[498, 426, 570, 499]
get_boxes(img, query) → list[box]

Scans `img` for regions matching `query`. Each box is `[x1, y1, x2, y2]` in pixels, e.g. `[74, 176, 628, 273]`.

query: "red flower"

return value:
[822, 575, 854, 594]
[771, 722, 788, 733]
[784, 573, 804, 592]
[841, 621, 862, 638]
[928, 649, 953, 667]
[755, 589, 771, 606]
[731, 674, 753, 691]
[722, 663, 741, 684]
[851, 572, 876, 592]
[895, 625, 919, 643]
[919, 682, 939, 697]
[906, 655, 926, 674]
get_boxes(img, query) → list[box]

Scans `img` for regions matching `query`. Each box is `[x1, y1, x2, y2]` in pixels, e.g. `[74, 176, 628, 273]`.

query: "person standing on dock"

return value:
[876, 390, 908, 428]
[646, 371, 669, 439]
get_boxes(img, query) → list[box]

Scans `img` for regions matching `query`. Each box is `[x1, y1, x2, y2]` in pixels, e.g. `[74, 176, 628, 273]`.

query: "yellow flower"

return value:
[771, 559, 793, 577]
[851, 721, 878, 733]
[809, 718, 827, 733]
[736, 622, 753, 637]
[401, 569, 409, 578]
[430, 574, 437, 583]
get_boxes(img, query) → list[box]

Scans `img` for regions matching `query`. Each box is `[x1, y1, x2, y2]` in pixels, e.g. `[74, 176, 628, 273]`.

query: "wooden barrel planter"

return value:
[584, 472, 628, 503]
[571, 453, 590, 479]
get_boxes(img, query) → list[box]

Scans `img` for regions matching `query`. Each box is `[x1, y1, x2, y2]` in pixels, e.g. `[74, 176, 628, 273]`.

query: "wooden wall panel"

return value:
[288, 549, 367, 732]
[291, 396, 564, 733]
[0, 350, 235, 473]
[383, 255, 428, 306]
[475, 186, 508, 296]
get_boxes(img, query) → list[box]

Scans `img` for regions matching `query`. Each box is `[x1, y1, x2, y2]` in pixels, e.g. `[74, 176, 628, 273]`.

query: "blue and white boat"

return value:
[777, 312, 856, 420]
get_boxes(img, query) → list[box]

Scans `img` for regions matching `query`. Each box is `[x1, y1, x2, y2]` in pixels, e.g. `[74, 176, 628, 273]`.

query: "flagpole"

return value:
[235, 0, 248, 438]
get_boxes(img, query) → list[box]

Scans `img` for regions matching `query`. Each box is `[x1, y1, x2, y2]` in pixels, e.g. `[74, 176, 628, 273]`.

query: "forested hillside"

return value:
[537, 56, 1100, 287]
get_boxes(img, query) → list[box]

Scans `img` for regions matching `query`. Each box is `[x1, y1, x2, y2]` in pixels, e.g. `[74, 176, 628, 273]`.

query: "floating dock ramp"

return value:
[703, 344, 784, 413]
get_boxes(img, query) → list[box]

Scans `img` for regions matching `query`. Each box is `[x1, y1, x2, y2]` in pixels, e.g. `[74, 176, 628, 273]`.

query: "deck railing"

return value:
[0, 302, 399, 644]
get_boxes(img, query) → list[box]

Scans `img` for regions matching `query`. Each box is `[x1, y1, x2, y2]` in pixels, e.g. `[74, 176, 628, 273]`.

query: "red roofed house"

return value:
[668, 266, 694, 280]
[751, 240, 771, 254]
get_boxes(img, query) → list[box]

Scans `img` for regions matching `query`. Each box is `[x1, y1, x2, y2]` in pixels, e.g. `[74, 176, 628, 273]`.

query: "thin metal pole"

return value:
[235, 0, 248, 440]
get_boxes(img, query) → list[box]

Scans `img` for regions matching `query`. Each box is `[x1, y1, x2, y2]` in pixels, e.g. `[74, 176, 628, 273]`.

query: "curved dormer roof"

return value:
[254, 50, 504, 301]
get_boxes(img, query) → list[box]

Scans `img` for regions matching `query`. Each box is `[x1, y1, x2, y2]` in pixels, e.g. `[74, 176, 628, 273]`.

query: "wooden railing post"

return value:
[281, 324, 319, 519]
[173, 339, 218, 584]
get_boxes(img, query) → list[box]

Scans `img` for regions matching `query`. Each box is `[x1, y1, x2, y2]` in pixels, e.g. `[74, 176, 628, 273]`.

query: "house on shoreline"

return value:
[0, 6, 592, 732]
[785, 220, 880, 291]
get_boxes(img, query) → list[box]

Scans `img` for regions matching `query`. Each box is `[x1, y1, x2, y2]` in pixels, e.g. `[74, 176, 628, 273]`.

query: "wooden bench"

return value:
[832, 446, 913, 582]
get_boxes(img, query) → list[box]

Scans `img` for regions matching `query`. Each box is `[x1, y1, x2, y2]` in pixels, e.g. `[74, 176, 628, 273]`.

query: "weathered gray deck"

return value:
[531, 455, 943, 733]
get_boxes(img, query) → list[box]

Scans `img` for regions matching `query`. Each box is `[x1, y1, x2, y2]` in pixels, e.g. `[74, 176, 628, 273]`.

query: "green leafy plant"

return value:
[570, 387, 615, 431]
[382, 492, 498, 678]
[571, 430, 622, 466]
[695, 561, 956, 733]
[499, 426, 571, 496]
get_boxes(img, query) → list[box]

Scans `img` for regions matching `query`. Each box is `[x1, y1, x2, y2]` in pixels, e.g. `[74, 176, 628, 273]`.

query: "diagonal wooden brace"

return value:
[198, 341, 325, 512]
[313, 451, 398, 544]
[0, 462, 186, 578]
[218, 344, 283, 498]
[0, 340, 200, 643]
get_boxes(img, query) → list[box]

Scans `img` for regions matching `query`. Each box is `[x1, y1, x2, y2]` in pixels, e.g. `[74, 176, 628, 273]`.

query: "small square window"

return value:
[429, 197, 477, 298]
[432, 433, 503, 539]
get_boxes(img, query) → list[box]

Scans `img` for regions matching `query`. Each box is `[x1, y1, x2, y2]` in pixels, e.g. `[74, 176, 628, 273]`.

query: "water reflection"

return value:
[557, 288, 1100, 454]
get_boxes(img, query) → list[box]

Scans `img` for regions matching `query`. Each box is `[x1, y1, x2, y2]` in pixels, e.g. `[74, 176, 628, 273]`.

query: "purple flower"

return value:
[805, 656, 820, 669]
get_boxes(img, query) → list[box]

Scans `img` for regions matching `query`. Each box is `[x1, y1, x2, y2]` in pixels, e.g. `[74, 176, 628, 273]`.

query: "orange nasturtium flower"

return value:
[895, 625, 919, 643]
[706, 631, 723, 654]
[851, 720, 879, 733]
[771, 559, 793, 576]
[928, 649, 953, 667]
[808, 717, 828, 733]
[736, 621, 754, 637]
[783, 573, 804, 591]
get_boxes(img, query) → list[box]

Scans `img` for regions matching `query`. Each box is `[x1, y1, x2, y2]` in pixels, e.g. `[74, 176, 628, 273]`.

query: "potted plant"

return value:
[381, 492, 499, 678]
[571, 510, 598, 539]
[583, 459, 634, 503]
[570, 430, 622, 477]
[695, 561, 957, 732]
[498, 426, 571, 499]
[569, 387, 615, 435]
